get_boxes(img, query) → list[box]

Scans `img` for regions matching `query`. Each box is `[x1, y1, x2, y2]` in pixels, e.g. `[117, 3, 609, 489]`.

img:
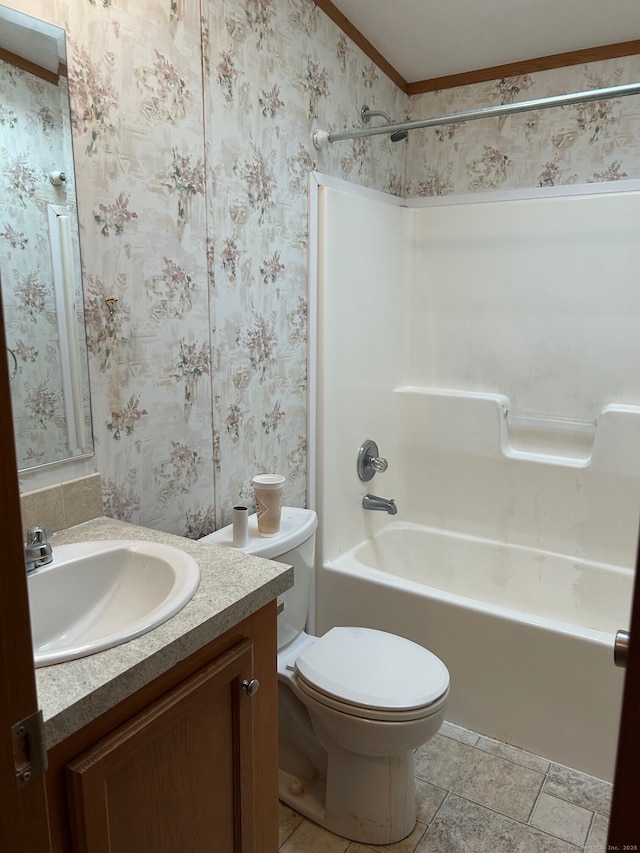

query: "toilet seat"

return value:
[294, 626, 450, 720]
[294, 673, 449, 722]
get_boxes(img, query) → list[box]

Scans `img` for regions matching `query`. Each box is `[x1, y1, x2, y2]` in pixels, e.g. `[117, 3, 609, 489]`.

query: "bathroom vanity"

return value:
[35, 517, 293, 853]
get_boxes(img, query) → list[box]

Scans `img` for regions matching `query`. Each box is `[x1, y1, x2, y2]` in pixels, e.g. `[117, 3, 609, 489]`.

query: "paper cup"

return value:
[252, 474, 285, 537]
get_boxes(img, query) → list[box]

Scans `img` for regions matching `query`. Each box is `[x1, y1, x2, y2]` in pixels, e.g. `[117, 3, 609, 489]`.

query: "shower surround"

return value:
[311, 176, 640, 779]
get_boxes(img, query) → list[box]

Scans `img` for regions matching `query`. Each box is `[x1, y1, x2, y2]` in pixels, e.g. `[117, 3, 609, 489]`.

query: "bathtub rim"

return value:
[324, 523, 628, 650]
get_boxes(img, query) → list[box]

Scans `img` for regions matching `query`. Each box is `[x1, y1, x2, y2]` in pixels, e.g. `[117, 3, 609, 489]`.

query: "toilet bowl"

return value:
[201, 507, 450, 845]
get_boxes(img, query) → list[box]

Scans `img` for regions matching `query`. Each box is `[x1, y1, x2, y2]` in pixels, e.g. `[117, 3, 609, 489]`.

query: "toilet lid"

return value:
[295, 626, 450, 712]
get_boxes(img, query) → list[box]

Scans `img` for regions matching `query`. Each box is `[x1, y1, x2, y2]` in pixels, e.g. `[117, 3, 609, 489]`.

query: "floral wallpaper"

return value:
[9, 0, 404, 538]
[63, 0, 214, 537]
[0, 58, 89, 469]
[204, 0, 405, 524]
[406, 59, 640, 194]
[8, 0, 640, 539]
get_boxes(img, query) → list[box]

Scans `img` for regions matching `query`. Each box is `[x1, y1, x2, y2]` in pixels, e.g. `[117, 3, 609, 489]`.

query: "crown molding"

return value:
[0, 45, 59, 85]
[408, 40, 640, 95]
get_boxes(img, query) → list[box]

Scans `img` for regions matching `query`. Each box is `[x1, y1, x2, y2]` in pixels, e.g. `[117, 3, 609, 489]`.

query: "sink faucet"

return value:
[362, 494, 398, 515]
[25, 526, 53, 573]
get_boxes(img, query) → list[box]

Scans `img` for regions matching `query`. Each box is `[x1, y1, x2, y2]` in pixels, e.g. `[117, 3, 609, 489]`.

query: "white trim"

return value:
[406, 178, 640, 207]
[310, 173, 640, 211]
[310, 172, 406, 207]
[48, 204, 83, 456]
[306, 173, 319, 511]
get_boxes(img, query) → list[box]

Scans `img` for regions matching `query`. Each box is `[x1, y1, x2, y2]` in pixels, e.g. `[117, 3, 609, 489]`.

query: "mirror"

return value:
[0, 5, 93, 472]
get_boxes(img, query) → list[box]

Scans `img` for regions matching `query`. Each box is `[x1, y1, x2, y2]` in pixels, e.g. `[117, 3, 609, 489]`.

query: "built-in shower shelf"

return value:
[394, 386, 640, 473]
[503, 409, 598, 466]
[504, 410, 598, 433]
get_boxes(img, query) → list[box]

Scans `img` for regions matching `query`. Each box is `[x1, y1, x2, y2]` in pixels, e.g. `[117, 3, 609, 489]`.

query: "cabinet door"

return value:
[66, 639, 256, 853]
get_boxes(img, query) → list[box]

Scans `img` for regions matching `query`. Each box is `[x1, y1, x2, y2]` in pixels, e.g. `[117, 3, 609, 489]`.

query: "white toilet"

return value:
[201, 507, 449, 845]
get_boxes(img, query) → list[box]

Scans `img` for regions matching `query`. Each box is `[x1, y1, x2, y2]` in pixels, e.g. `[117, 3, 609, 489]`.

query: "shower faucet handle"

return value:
[357, 439, 389, 482]
[370, 455, 388, 473]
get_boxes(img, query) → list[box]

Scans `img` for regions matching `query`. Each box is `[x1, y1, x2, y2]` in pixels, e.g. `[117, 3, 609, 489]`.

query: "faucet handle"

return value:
[26, 526, 51, 546]
[357, 439, 389, 481]
[369, 455, 388, 473]
[25, 526, 53, 572]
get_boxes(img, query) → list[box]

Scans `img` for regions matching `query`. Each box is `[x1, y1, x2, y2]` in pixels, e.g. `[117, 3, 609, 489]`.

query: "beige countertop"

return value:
[36, 516, 293, 748]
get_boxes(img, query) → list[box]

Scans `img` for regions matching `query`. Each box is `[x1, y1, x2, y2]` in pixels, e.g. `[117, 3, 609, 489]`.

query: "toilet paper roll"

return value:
[232, 505, 249, 547]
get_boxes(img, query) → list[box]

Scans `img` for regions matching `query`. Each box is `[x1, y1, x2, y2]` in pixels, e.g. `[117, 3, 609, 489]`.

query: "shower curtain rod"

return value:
[312, 82, 640, 149]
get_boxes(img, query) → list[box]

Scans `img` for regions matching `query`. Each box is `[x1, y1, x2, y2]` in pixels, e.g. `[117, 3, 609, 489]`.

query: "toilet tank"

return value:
[199, 507, 317, 649]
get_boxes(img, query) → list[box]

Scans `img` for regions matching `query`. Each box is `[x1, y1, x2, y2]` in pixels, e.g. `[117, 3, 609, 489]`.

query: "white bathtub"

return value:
[315, 522, 631, 781]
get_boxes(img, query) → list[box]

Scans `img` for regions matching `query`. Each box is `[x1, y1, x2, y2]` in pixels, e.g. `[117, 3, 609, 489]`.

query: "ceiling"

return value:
[328, 0, 640, 87]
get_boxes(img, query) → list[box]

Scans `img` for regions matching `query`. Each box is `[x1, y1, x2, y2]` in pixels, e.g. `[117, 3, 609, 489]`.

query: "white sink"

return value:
[28, 540, 200, 667]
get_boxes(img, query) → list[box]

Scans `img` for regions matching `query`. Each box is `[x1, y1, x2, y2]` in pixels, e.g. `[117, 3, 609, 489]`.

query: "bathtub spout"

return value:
[362, 494, 398, 514]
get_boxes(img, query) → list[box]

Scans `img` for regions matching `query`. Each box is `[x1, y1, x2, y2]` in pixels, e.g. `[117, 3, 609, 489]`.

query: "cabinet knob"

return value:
[241, 678, 260, 697]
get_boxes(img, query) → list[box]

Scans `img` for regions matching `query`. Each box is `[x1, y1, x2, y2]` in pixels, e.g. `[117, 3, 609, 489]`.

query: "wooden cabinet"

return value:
[45, 603, 278, 853]
[66, 639, 254, 852]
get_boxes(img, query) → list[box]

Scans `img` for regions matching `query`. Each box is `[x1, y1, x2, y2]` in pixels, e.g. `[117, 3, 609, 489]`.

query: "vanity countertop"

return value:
[36, 516, 293, 748]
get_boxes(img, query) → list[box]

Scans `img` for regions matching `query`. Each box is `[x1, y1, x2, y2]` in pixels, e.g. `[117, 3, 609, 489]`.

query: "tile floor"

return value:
[278, 721, 612, 853]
